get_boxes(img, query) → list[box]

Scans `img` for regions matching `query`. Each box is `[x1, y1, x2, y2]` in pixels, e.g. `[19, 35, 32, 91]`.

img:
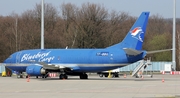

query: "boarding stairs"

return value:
[131, 58, 152, 78]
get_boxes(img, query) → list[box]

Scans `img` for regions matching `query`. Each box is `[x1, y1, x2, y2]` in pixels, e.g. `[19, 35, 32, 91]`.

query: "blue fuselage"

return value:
[4, 48, 145, 72]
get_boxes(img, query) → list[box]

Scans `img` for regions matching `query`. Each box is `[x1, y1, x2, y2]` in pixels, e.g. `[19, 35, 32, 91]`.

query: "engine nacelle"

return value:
[26, 65, 46, 76]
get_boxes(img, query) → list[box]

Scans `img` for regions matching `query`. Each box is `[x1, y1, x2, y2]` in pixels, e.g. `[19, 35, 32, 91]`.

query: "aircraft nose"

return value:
[3, 58, 9, 63]
[3, 57, 12, 63]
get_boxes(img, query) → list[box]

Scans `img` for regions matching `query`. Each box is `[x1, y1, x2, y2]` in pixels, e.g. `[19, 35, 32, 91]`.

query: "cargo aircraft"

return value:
[3, 12, 166, 79]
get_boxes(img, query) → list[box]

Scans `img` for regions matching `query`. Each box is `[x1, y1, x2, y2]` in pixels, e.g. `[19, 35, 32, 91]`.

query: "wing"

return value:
[39, 62, 79, 71]
[123, 48, 143, 56]
[29, 60, 79, 71]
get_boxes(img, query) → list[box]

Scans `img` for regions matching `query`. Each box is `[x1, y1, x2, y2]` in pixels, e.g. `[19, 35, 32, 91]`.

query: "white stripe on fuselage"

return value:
[4, 63, 129, 67]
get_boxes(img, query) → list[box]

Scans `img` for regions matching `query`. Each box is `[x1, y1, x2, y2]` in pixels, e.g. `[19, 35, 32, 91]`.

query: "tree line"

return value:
[0, 3, 180, 70]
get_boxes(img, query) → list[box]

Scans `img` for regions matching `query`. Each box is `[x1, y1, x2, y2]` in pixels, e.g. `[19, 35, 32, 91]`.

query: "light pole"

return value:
[15, 18, 18, 51]
[41, 0, 44, 49]
[172, 0, 176, 70]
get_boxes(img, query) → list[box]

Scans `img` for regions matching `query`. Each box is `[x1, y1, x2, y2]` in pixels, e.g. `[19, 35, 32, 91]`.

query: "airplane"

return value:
[3, 11, 163, 79]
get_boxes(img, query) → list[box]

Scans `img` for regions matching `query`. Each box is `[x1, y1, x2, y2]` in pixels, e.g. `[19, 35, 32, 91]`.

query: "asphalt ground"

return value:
[0, 74, 180, 98]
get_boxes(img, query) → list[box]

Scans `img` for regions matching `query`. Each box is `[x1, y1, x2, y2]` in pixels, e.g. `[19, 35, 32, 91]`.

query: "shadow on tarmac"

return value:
[27, 76, 163, 81]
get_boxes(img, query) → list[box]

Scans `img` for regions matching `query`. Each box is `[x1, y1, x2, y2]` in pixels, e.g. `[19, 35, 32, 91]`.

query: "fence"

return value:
[119, 61, 172, 72]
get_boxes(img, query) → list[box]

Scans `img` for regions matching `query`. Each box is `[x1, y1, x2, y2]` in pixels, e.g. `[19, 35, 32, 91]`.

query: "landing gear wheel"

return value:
[80, 74, 88, 79]
[104, 74, 108, 77]
[114, 73, 119, 78]
[59, 74, 68, 79]
[42, 75, 45, 78]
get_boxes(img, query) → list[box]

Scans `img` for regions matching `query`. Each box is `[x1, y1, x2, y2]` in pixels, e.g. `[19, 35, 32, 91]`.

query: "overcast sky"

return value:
[0, 0, 179, 18]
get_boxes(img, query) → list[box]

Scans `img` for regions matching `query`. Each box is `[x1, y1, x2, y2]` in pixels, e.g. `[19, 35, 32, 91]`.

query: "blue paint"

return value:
[6, 66, 26, 72]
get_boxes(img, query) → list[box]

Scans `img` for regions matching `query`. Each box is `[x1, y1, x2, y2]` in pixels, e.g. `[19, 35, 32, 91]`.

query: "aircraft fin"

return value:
[107, 12, 149, 50]
[123, 48, 143, 56]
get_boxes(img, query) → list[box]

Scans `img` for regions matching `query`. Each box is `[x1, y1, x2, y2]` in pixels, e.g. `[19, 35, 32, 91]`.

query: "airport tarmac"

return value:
[0, 74, 180, 98]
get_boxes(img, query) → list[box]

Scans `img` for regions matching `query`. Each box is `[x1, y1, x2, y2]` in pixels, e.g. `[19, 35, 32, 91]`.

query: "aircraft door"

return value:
[16, 52, 22, 63]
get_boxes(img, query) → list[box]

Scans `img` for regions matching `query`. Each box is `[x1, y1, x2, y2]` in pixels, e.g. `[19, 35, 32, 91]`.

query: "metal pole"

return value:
[15, 18, 18, 51]
[172, 0, 176, 70]
[41, 0, 44, 49]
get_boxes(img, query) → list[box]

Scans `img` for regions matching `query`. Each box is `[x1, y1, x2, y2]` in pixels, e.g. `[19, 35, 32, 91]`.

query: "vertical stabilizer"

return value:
[107, 12, 149, 50]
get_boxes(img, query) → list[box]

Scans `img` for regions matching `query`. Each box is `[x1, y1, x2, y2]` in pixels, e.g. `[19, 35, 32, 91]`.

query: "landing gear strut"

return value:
[59, 69, 68, 79]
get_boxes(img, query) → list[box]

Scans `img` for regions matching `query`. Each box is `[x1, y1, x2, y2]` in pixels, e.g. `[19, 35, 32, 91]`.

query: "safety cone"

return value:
[162, 78, 164, 83]
[27, 75, 30, 82]
[124, 74, 126, 78]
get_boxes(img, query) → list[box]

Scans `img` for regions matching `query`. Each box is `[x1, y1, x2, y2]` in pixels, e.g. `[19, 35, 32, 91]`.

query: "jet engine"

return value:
[26, 65, 46, 76]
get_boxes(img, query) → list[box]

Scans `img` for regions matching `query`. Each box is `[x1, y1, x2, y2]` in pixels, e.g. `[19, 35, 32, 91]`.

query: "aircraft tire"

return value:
[64, 75, 68, 79]
[80, 74, 88, 79]
[104, 74, 108, 77]
[42, 75, 45, 78]
[59, 74, 63, 79]
[114, 73, 119, 78]
[59, 74, 68, 79]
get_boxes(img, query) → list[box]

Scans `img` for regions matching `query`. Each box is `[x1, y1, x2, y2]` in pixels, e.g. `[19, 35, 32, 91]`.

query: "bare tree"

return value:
[20, 9, 41, 49]
[75, 3, 108, 48]
[102, 11, 130, 47]
[60, 3, 78, 48]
